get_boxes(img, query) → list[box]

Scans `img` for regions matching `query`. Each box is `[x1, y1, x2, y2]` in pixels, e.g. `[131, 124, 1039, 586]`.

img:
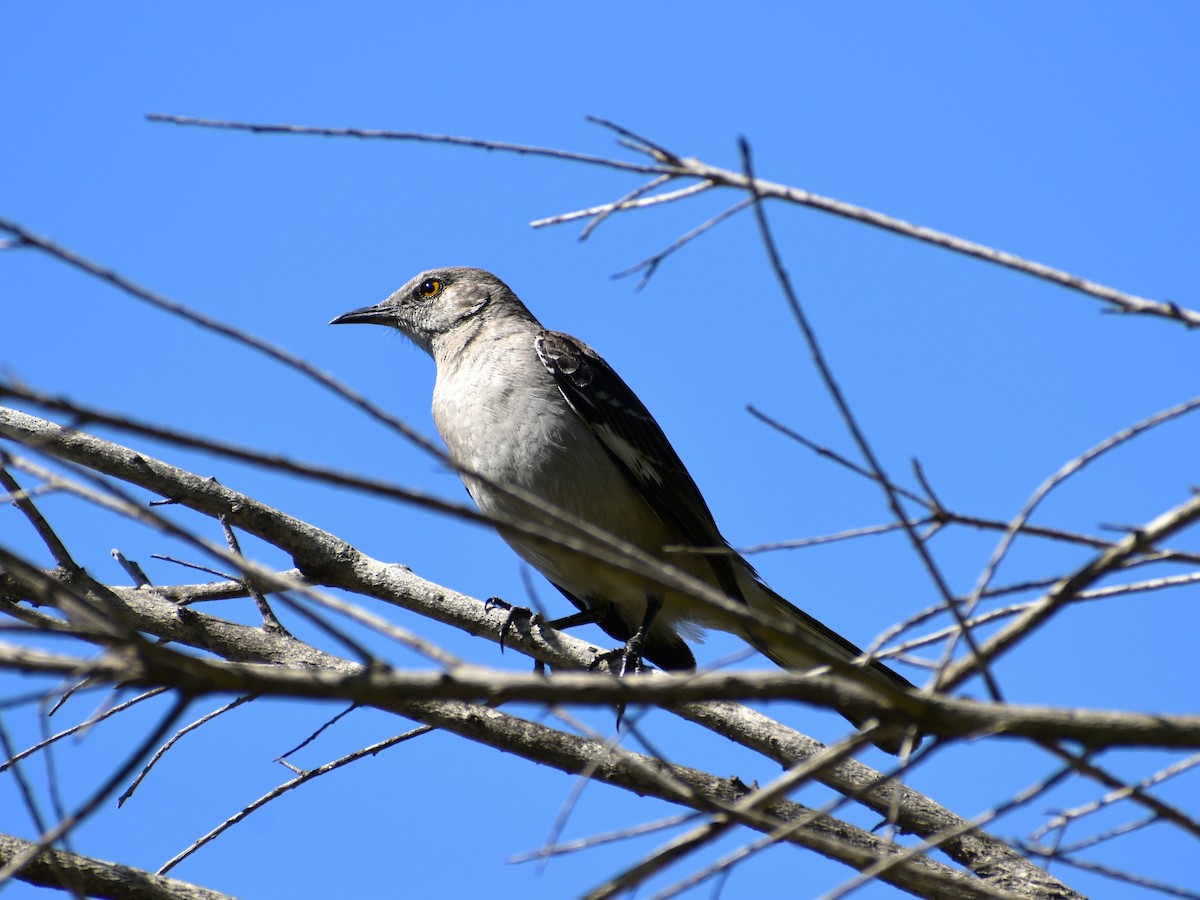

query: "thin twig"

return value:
[948, 394, 1200, 683]
[531, 182, 713, 228]
[1033, 751, 1200, 842]
[1017, 849, 1200, 900]
[1039, 742, 1200, 843]
[508, 814, 697, 864]
[138, 115, 1200, 326]
[219, 516, 288, 634]
[613, 197, 754, 291]
[939, 488, 1200, 691]
[111, 549, 151, 587]
[578, 173, 674, 241]
[0, 694, 191, 888]
[0, 461, 78, 573]
[739, 137, 999, 702]
[144, 114, 674, 175]
[0, 217, 445, 461]
[119, 695, 256, 807]
[157, 725, 433, 874]
[275, 703, 360, 763]
[1, 688, 168, 774]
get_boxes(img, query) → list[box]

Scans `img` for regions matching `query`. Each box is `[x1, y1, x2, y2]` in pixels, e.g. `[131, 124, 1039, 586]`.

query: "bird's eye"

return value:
[417, 278, 443, 299]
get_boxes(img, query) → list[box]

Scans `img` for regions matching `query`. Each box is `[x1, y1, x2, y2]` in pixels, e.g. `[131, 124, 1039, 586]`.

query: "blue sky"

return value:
[3, 4, 1199, 898]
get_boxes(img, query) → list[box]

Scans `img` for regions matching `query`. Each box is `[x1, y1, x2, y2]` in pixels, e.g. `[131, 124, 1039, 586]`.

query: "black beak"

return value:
[329, 302, 394, 326]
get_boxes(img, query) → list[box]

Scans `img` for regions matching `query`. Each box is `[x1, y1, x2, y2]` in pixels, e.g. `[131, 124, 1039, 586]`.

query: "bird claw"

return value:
[589, 644, 646, 677]
[588, 638, 649, 730]
[590, 612, 651, 677]
[483, 597, 541, 653]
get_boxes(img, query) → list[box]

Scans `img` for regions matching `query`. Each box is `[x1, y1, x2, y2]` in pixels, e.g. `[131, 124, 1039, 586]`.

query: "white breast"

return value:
[429, 324, 716, 639]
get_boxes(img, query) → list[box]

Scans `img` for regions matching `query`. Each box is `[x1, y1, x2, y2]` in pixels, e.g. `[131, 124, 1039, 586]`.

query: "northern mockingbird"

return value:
[332, 266, 915, 753]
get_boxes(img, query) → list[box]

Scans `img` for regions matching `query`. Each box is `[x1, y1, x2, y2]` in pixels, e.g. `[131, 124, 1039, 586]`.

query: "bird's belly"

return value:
[434, 367, 718, 636]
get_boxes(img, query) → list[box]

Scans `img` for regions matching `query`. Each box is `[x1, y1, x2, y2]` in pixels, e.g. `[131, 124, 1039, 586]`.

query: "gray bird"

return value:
[332, 266, 915, 753]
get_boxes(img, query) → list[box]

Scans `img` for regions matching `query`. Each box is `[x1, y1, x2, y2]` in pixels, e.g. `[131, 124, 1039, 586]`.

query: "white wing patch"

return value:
[592, 422, 664, 486]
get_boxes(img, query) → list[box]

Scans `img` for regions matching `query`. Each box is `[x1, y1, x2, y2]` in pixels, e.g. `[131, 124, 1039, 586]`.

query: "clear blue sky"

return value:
[3, 4, 1199, 898]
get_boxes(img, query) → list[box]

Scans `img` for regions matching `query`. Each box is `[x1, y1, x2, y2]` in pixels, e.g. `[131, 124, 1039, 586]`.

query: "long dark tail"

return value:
[741, 578, 918, 755]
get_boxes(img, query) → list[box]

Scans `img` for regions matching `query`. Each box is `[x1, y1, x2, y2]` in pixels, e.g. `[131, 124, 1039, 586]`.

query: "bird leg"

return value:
[484, 597, 617, 649]
[484, 597, 615, 675]
[483, 596, 543, 653]
[586, 595, 664, 730]
[487, 593, 668, 684]
[589, 594, 663, 678]
[546, 608, 609, 631]
[485, 597, 555, 674]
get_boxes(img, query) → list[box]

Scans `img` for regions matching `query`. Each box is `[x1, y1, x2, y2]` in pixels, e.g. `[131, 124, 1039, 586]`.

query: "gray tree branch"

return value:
[0, 835, 237, 900]
[0, 405, 1078, 898]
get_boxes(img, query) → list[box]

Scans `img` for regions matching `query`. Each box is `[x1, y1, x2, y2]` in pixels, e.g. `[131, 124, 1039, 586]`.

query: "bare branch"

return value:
[613, 197, 755, 290]
[531, 181, 714, 228]
[0, 696, 191, 888]
[4, 645, 1195, 750]
[956, 394, 1200, 653]
[119, 696, 256, 808]
[940, 489, 1200, 690]
[158, 725, 432, 875]
[0, 833, 236, 900]
[0, 462, 78, 573]
[0, 404, 927, 697]
[0, 402, 1084, 894]
[739, 137, 1000, 702]
[144, 113, 674, 175]
[138, 116, 1199, 326]
[1033, 752, 1200, 842]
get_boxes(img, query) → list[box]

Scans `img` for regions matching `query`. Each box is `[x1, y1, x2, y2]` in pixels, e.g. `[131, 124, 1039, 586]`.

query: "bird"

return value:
[331, 266, 916, 753]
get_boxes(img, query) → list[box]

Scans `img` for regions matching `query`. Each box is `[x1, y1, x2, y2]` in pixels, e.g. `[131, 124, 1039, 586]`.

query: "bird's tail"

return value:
[740, 578, 918, 755]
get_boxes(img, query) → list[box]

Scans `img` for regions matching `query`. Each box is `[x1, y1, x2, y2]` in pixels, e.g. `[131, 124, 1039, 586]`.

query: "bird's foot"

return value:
[588, 637, 646, 678]
[589, 596, 659, 682]
[589, 641, 647, 730]
[483, 597, 542, 653]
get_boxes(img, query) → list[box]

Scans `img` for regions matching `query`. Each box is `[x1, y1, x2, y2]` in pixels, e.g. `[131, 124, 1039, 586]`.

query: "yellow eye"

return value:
[418, 278, 443, 298]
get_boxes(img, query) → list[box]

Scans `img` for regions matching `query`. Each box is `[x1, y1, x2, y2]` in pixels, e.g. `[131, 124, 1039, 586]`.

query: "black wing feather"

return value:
[535, 333, 916, 699]
[534, 330, 746, 604]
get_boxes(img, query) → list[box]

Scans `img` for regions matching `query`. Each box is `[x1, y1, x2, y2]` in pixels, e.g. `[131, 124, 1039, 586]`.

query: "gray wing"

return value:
[534, 330, 746, 603]
[535, 331, 918, 709]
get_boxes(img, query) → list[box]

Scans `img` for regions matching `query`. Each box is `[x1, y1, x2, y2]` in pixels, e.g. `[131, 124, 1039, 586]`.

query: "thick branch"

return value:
[1, 564, 1077, 897]
[4, 643, 1195, 751]
[0, 401, 913, 685]
[0, 834, 235, 900]
[0, 408, 1078, 896]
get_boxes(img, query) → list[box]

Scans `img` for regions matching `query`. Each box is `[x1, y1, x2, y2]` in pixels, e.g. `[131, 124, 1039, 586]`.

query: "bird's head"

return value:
[330, 266, 522, 354]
